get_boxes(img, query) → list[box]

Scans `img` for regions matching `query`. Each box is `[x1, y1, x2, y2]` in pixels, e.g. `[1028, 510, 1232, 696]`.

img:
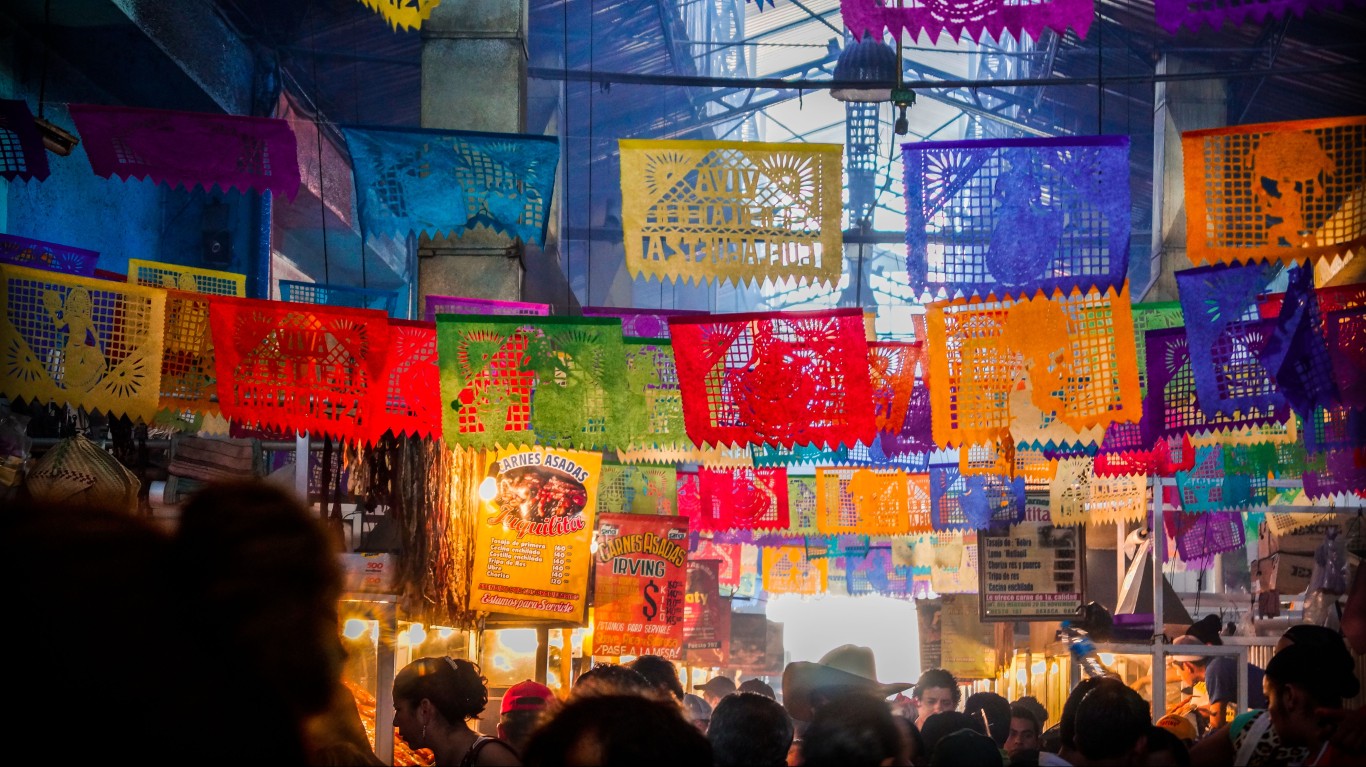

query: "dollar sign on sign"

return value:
[642, 579, 659, 621]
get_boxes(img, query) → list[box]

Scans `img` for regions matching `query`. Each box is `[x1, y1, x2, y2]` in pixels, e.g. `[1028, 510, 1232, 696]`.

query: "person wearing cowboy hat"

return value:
[780, 644, 913, 723]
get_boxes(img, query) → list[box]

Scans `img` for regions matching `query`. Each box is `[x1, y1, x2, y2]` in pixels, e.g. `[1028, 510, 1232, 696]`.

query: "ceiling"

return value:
[6, 0, 1365, 314]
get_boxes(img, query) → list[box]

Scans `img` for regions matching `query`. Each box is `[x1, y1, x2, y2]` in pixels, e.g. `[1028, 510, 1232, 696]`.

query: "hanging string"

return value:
[351, 34, 367, 290]
[563, 0, 571, 315]
[1096, 5, 1104, 135]
[38, 0, 51, 119]
[586, 1, 595, 313]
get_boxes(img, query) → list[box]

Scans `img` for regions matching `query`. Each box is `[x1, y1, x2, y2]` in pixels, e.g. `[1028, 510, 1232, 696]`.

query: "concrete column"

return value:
[1143, 56, 1227, 302]
[417, 0, 530, 308]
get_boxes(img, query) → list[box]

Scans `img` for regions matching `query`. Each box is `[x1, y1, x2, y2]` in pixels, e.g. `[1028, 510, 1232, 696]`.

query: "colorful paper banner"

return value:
[0, 99, 50, 181]
[841, 0, 1094, 44]
[903, 135, 1130, 301]
[469, 446, 601, 622]
[591, 513, 689, 658]
[68, 104, 300, 197]
[620, 139, 843, 288]
[0, 233, 99, 276]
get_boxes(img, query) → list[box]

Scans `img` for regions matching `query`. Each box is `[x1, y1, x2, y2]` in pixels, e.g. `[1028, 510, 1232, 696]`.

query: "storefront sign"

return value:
[684, 559, 731, 666]
[469, 446, 601, 622]
[978, 521, 1085, 621]
[591, 513, 688, 658]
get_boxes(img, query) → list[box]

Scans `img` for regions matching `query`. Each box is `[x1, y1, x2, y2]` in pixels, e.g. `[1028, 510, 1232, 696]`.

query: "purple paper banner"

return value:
[0, 233, 99, 276]
[581, 307, 706, 339]
[929, 463, 1025, 531]
[424, 294, 549, 322]
[903, 135, 1129, 301]
[68, 104, 300, 197]
[1259, 264, 1339, 417]
[841, 0, 1094, 44]
[0, 99, 50, 181]
[1176, 262, 1285, 417]
[1154, 0, 1365, 35]
[1142, 326, 1291, 443]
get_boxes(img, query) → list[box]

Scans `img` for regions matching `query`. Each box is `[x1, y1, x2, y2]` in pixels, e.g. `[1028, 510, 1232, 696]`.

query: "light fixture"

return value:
[830, 31, 917, 135]
[35, 116, 79, 156]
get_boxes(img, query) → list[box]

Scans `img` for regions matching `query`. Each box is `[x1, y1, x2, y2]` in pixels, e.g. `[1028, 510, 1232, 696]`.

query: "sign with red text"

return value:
[684, 559, 731, 666]
[469, 446, 602, 622]
[591, 513, 688, 658]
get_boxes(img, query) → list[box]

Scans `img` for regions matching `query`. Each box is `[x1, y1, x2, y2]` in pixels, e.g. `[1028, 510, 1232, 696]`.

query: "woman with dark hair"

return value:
[392, 657, 520, 766]
[626, 654, 686, 701]
[1263, 643, 1360, 766]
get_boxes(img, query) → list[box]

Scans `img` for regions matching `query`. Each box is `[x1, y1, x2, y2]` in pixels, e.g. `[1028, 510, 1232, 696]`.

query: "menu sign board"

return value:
[684, 559, 731, 666]
[978, 521, 1084, 621]
[591, 513, 688, 658]
[469, 446, 601, 622]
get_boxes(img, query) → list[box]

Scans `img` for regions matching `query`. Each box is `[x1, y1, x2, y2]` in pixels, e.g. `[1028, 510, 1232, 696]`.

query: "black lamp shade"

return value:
[830, 37, 899, 103]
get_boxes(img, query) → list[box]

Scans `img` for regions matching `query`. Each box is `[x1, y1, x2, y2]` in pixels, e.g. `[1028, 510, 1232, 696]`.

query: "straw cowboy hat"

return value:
[781, 644, 913, 722]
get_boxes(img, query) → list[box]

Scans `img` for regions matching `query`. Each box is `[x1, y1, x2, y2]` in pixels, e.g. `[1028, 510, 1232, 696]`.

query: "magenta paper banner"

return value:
[68, 104, 300, 198]
[841, 0, 1094, 44]
[424, 294, 549, 322]
[0, 99, 50, 181]
[1154, 0, 1364, 34]
[581, 307, 707, 339]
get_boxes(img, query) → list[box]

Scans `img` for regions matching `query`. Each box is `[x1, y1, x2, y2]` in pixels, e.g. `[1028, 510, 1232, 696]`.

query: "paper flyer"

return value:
[591, 513, 689, 658]
[469, 446, 602, 622]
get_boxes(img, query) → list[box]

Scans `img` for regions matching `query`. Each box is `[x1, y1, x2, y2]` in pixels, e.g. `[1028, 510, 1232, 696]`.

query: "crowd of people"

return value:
[11, 477, 1364, 767]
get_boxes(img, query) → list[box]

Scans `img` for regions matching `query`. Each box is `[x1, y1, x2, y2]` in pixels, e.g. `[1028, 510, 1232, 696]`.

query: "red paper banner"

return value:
[697, 466, 790, 531]
[591, 513, 689, 659]
[684, 559, 731, 666]
[368, 319, 440, 442]
[668, 307, 877, 448]
[208, 296, 390, 440]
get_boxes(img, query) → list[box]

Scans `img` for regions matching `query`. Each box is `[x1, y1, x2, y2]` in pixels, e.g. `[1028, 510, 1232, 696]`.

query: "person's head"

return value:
[1071, 678, 1151, 765]
[1056, 676, 1105, 756]
[1004, 703, 1042, 758]
[965, 691, 1012, 747]
[739, 678, 777, 699]
[573, 663, 657, 699]
[1145, 724, 1191, 767]
[799, 689, 902, 767]
[1169, 635, 1209, 686]
[783, 645, 912, 722]
[913, 668, 960, 725]
[175, 480, 346, 721]
[931, 728, 1004, 767]
[305, 680, 385, 766]
[392, 657, 489, 748]
[683, 693, 712, 732]
[499, 679, 556, 754]
[891, 714, 925, 766]
[1275, 623, 1349, 654]
[627, 655, 685, 700]
[1185, 614, 1224, 645]
[521, 694, 712, 767]
[695, 675, 738, 707]
[1012, 696, 1048, 732]
[708, 691, 794, 767]
[1264, 641, 1361, 747]
[920, 711, 985, 755]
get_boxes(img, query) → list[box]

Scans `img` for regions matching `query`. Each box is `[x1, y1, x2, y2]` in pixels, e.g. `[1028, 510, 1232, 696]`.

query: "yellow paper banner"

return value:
[469, 446, 601, 622]
[1, 264, 165, 422]
[620, 139, 844, 288]
[356, 0, 442, 31]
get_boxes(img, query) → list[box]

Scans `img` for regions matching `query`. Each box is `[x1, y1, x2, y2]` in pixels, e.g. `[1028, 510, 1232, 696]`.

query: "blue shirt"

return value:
[1205, 656, 1268, 708]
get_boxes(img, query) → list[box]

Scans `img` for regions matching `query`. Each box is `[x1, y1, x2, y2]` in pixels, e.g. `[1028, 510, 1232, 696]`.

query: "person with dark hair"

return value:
[392, 657, 520, 766]
[932, 728, 1006, 767]
[1144, 725, 1191, 767]
[1070, 677, 1151, 765]
[966, 691, 1014, 747]
[913, 668, 961, 731]
[708, 691, 793, 767]
[1005, 703, 1043, 759]
[520, 694, 712, 767]
[306, 680, 386, 766]
[1185, 614, 1225, 646]
[696, 675, 738, 708]
[1039, 675, 1106, 766]
[800, 689, 903, 767]
[739, 677, 777, 699]
[921, 711, 986, 757]
[1013, 696, 1049, 733]
[1172, 629, 1268, 727]
[498, 680, 556, 757]
[892, 714, 926, 766]
[626, 654, 685, 701]
[682, 693, 712, 732]
[1263, 642, 1361, 765]
[571, 663, 658, 699]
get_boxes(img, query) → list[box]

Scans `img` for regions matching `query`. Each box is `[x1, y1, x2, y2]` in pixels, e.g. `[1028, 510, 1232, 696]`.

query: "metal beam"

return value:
[109, 0, 256, 115]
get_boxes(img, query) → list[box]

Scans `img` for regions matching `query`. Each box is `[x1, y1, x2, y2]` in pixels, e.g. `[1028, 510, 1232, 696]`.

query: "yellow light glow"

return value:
[1099, 653, 1116, 666]
[398, 624, 427, 647]
[438, 628, 454, 640]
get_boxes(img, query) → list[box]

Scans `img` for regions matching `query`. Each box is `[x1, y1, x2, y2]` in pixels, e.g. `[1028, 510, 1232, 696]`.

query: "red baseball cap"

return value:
[501, 679, 554, 715]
